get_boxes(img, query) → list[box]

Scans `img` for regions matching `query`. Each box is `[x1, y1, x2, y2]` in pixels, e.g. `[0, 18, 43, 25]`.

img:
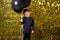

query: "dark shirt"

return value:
[21, 17, 34, 33]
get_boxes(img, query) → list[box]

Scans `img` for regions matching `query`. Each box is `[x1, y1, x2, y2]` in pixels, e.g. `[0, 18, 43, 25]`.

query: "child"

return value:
[20, 9, 34, 40]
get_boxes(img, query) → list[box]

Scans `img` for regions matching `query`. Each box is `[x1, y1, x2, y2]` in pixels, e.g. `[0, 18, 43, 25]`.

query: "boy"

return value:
[20, 9, 34, 40]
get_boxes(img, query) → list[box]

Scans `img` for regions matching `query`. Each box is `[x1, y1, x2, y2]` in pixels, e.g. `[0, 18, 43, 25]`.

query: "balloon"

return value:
[11, 0, 31, 13]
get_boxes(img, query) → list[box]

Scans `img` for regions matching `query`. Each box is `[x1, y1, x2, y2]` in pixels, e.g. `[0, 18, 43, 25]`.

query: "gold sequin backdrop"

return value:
[0, 0, 60, 40]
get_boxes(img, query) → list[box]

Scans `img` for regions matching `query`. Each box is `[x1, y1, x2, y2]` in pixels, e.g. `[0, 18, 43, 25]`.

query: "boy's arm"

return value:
[31, 18, 34, 31]
[20, 17, 24, 24]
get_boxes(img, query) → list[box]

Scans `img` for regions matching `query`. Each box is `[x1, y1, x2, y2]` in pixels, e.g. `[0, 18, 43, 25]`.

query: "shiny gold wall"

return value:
[0, 0, 60, 40]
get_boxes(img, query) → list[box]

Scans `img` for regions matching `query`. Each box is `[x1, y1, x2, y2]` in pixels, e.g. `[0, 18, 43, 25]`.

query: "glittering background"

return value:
[0, 0, 60, 40]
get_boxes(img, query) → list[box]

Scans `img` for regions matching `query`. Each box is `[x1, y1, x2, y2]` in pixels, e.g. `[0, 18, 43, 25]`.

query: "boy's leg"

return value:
[23, 33, 27, 40]
[27, 33, 31, 40]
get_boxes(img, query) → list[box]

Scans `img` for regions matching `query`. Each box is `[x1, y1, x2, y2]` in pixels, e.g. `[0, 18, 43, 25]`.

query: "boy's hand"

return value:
[20, 19, 23, 22]
[32, 30, 34, 33]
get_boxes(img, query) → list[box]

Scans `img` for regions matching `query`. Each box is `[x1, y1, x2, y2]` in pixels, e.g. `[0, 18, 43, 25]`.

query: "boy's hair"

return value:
[23, 9, 29, 13]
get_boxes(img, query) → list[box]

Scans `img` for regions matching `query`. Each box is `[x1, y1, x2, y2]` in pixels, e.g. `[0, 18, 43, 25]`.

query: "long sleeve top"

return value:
[21, 17, 34, 33]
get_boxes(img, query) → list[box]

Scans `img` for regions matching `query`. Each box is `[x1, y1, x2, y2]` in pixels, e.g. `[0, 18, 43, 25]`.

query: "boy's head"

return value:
[23, 9, 30, 17]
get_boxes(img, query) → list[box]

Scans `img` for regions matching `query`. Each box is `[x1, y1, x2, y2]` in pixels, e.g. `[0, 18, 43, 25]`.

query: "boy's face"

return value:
[24, 11, 30, 17]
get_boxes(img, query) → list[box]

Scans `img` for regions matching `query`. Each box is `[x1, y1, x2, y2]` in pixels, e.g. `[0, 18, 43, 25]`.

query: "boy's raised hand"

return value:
[20, 18, 23, 22]
[32, 30, 34, 34]
[20, 15, 23, 22]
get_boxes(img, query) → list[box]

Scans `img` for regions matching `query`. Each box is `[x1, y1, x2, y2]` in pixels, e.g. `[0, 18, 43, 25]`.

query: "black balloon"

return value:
[11, 0, 31, 13]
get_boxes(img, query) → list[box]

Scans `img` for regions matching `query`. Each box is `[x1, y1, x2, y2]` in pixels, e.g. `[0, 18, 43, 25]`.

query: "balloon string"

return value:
[21, 15, 23, 40]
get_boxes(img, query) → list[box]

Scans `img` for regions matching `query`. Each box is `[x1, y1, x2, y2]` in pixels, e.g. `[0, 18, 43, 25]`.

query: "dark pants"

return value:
[23, 33, 31, 40]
